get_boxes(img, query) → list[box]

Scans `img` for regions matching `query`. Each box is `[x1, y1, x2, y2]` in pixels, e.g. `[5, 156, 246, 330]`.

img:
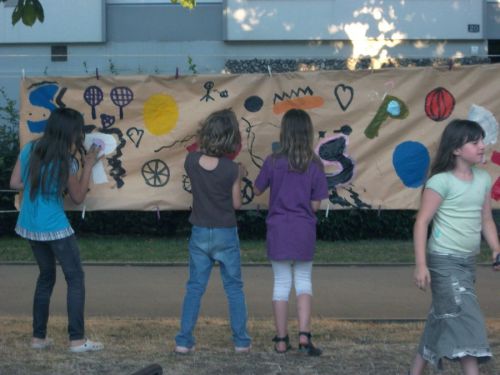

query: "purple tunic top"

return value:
[254, 155, 329, 261]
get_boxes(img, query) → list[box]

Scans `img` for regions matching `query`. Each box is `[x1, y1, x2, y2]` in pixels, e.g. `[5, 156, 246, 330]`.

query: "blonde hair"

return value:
[198, 109, 241, 157]
[275, 109, 320, 172]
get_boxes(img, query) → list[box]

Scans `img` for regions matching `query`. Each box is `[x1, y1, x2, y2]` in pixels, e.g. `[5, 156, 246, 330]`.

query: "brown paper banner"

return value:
[19, 65, 500, 210]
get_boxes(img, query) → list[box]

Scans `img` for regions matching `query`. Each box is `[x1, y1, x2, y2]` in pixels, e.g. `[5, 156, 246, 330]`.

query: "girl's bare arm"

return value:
[9, 157, 23, 190]
[481, 193, 500, 270]
[310, 200, 321, 212]
[232, 177, 242, 210]
[232, 163, 247, 209]
[67, 145, 101, 205]
[413, 188, 442, 290]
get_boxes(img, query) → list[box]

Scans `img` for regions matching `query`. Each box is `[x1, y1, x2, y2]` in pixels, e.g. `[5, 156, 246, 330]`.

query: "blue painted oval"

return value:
[392, 141, 430, 188]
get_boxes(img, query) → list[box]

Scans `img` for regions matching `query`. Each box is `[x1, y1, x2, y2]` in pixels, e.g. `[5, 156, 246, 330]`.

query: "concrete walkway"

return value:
[1, 264, 499, 320]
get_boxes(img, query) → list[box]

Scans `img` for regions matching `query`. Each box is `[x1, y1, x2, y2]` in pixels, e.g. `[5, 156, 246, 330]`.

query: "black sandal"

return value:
[298, 332, 322, 356]
[272, 335, 292, 353]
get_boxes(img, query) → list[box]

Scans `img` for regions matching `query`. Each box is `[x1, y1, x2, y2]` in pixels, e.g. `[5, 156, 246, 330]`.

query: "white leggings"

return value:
[271, 260, 313, 301]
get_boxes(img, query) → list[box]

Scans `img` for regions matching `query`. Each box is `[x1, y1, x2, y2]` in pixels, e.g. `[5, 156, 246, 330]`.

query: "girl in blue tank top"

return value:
[10, 108, 104, 353]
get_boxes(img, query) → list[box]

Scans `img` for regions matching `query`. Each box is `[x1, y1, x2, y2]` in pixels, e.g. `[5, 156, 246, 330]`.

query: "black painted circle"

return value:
[244, 96, 264, 112]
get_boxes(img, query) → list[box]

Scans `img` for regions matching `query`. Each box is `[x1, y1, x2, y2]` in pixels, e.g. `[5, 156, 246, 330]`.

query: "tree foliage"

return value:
[170, 0, 196, 9]
[0, 87, 19, 210]
[1, 0, 44, 26]
[1, 0, 197, 27]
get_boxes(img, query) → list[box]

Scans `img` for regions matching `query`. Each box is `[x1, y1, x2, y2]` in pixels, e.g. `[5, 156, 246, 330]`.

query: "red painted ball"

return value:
[424, 87, 455, 122]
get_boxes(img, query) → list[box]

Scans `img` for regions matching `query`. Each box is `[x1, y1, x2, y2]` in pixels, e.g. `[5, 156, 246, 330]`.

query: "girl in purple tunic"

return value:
[254, 109, 328, 355]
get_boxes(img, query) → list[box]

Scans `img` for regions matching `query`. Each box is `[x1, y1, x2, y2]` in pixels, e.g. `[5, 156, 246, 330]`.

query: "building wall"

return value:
[0, 0, 105, 43]
[0, 1, 498, 103]
[223, 0, 485, 41]
[486, 0, 500, 39]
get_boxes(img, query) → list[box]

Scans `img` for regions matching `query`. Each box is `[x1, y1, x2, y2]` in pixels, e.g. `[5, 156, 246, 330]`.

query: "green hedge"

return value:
[317, 209, 415, 240]
[1, 209, 416, 240]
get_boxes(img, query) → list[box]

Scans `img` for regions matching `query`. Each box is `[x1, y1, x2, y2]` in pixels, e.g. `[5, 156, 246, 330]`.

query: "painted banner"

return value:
[19, 64, 500, 210]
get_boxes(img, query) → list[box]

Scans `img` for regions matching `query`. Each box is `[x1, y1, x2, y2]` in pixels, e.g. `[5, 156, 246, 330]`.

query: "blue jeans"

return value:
[175, 226, 251, 348]
[29, 235, 85, 341]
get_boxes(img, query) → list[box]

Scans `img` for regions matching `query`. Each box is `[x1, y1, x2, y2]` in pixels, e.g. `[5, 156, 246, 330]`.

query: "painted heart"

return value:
[334, 84, 354, 111]
[126, 127, 144, 148]
[100, 114, 116, 129]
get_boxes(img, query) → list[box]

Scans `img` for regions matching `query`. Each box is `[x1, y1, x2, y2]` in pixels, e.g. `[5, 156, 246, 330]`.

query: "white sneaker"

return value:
[235, 345, 251, 353]
[31, 338, 53, 349]
[174, 345, 195, 354]
[69, 339, 104, 353]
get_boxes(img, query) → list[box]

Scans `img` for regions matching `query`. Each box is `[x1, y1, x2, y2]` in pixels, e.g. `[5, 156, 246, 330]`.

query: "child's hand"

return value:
[413, 265, 431, 291]
[85, 144, 103, 166]
[492, 251, 500, 271]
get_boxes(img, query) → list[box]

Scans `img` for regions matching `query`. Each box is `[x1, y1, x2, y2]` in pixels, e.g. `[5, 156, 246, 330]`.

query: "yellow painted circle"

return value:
[143, 94, 179, 136]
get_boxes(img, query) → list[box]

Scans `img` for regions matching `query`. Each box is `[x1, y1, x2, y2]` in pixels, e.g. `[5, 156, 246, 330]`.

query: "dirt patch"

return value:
[1, 317, 499, 374]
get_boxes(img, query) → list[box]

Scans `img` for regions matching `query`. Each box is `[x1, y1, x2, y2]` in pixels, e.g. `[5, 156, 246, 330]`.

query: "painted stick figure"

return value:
[200, 81, 215, 102]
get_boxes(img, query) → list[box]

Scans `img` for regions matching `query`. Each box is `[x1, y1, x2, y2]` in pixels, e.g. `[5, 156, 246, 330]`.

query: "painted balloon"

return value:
[424, 87, 455, 122]
[392, 141, 430, 188]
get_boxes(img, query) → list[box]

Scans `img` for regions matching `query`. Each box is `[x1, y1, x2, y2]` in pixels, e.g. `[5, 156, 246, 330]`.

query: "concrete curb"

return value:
[0, 261, 496, 267]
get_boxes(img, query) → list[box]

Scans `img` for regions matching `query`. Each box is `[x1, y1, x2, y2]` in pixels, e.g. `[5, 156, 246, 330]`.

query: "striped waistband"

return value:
[15, 225, 74, 241]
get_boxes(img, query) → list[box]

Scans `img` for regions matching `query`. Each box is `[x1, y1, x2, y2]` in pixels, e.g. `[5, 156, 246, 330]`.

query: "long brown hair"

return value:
[28, 108, 84, 200]
[197, 109, 241, 157]
[274, 109, 321, 172]
[429, 119, 485, 178]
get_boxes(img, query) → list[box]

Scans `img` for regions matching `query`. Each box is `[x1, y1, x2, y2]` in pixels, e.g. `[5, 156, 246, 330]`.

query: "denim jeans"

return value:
[29, 235, 85, 341]
[175, 226, 251, 348]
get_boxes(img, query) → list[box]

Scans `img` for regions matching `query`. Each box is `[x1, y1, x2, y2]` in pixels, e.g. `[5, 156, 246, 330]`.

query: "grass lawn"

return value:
[1, 316, 499, 375]
[0, 236, 495, 264]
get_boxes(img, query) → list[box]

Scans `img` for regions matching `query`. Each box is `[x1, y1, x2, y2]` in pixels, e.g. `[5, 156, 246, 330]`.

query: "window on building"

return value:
[489, 40, 500, 63]
[51, 45, 68, 62]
